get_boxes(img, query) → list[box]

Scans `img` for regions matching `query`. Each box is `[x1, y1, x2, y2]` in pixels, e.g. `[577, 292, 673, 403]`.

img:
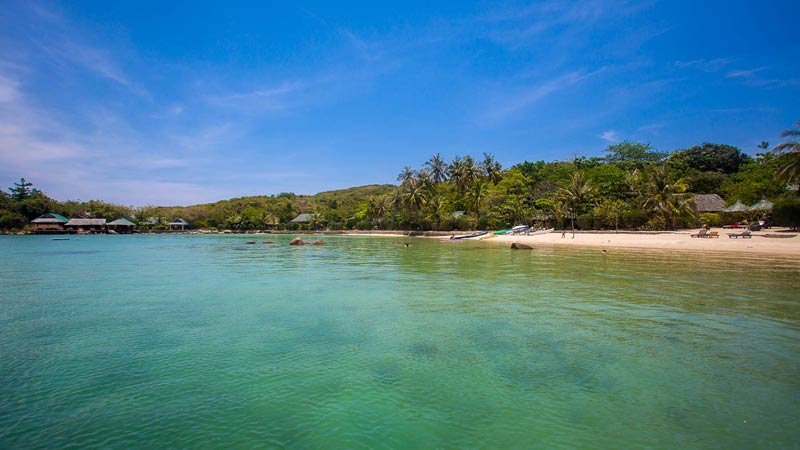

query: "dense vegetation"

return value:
[3, 122, 800, 232]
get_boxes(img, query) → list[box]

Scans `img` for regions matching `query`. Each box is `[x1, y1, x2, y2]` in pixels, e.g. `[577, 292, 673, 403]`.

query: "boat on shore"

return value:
[450, 231, 488, 240]
[527, 227, 554, 236]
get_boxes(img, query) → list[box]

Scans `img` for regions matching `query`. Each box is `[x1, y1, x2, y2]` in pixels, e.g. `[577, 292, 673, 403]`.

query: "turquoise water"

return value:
[1, 235, 798, 449]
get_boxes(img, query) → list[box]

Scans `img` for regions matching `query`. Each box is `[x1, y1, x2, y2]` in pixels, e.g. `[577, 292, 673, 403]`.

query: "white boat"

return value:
[526, 227, 554, 236]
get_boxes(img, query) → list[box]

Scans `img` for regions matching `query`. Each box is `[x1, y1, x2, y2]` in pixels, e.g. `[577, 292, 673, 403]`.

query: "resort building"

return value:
[64, 218, 107, 233]
[692, 194, 726, 213]
[108, 218, 136, 234]
[30, 213, 69, 234]
[168, 218, 189, 231]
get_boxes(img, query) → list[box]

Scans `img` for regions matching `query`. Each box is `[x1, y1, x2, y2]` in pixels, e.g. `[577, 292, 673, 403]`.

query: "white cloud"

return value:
[484, 67, 608, 120]
[600, 130, 619, 142]
[674, 58, 730, 72]
[726, 67, 766, 79]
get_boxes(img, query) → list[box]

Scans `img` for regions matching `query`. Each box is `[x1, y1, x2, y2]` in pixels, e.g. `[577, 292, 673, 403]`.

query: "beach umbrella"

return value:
[722, 200, 748, 213]
[748, 199, 774, 211]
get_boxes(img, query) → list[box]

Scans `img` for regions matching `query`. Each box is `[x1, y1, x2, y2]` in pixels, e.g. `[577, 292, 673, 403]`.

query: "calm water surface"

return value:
[1, 235, 798, 449]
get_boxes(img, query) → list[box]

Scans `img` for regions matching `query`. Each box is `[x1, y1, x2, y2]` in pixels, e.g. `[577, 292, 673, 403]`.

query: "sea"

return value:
[1, 234, 798, 449]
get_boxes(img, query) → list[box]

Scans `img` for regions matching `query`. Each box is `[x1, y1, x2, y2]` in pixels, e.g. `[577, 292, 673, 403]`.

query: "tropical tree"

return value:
[603, 141, 667, 167]
[425, 153, 448, 183]
[556, 171, 597, 214]
[397, 166, 416, 185]
[640, 166, 695, 229]
[773, 121, 800, 185]
[8, 178, 35, 201]
[482, 153, 503, 184]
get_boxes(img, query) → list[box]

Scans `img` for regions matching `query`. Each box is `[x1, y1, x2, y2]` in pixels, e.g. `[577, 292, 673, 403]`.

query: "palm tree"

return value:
[397, 166, 416, 185]
[556, 172, 597, 214]
[482, 153, 503, 184]
[424, 195, 448, 230]
[425, 153, 447, 183]
[468, 180, 489, 214]
[641, 166, 695, 229]
[758, 141, 770, 151]
[403, 178, 430, 213]
[448, 156, 465, 192]
[773, 121, 800, 185]
[463, 155, 481, 186]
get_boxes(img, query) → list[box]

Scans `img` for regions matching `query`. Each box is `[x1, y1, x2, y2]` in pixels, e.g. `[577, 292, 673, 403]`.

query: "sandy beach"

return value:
[483, 228, 800, 257]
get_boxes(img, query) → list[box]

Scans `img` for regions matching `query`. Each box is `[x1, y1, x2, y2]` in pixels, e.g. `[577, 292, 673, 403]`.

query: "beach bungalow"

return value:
[291, 213, 321, 230]
[291, 213, 314, 224]
[31, 213, 69, 234]
[64, 218, 107, 233]
[722, 200, 748, 213]
[168, 218, 189, 231]
[692, 194, 725, 213]
[749, 199, 774, 212]
[108, 218, 136, 234]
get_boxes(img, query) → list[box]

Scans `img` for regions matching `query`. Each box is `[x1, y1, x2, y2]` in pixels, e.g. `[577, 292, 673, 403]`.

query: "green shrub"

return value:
[699, 212, 722, 227]
[621, 209, 647, 229]
[644, 215, 667, 230]
[773, 198, 800, 229]
[576, 213, 594, 230]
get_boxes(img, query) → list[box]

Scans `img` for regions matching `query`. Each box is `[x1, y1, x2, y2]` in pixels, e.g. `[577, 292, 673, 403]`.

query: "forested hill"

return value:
[2, 132, 800, 231]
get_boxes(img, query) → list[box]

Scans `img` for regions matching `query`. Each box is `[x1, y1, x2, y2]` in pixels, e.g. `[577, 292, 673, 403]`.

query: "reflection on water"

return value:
[0, 234, 798, 449]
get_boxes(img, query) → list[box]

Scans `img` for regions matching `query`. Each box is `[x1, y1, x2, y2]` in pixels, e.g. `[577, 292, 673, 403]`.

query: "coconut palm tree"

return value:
[425, 153, 448, 183]
[468, 180, 489, 214]
[403, 177, 430, 213]
[482, 153, 503, 184]
[640, 166, 695, 229]
[424, 194, 448, 230]
[556, 172, 597, 214]
[397, 166, 416, 185]
[448, 156, 464, 190]
[773, 121, 800, 185]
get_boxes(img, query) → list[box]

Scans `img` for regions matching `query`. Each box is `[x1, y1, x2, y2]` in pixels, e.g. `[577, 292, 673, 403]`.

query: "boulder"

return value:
[245, 241, 256, 244]
[511, 242, 533, 250]
[289, 237, 305, 246]
[312, 240, 325, 245]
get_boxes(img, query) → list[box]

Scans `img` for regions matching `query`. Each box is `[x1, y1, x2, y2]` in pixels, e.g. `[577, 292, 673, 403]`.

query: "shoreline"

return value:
[5, 228, 799, 258]
[482, 227, 800, 257]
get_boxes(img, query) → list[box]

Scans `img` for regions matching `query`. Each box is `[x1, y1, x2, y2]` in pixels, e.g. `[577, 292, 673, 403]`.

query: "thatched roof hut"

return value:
[692, 194, 725, 212]
[65, 218, 107, 227]
[722, 200, 748, 213]
[64, 218, 107, 233]
[749, 199, 774, 211]
[291, 213, 314, 223]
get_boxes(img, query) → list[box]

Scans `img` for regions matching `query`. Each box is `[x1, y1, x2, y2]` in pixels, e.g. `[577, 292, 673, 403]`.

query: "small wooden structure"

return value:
[108, 218, 136, 234]
[693, 194, 725, 213]
[168, 218, 189, 231]
[31, 213, 69, 234]
[64, 218, 107, 233]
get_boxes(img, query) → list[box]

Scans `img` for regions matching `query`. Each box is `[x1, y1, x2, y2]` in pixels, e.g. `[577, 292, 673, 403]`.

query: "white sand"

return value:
[483, 228, 800, 257]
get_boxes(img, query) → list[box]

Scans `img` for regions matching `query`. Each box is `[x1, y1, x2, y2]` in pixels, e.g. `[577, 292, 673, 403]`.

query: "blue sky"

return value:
[0, 1, 798, 205]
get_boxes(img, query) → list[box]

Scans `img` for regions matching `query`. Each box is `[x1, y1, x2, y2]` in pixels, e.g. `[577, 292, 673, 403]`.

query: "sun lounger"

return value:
[690, 229, 707, 238]
[727, 231, 752, 239]
[706, 231, 719, 238]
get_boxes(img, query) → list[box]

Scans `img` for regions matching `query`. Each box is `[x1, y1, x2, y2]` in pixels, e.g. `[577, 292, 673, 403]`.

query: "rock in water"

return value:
[289, 237, 305, 245]
[511, 242, 533, 250]
[313, 240, 325, 245]
[245, 241, 256, 244]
